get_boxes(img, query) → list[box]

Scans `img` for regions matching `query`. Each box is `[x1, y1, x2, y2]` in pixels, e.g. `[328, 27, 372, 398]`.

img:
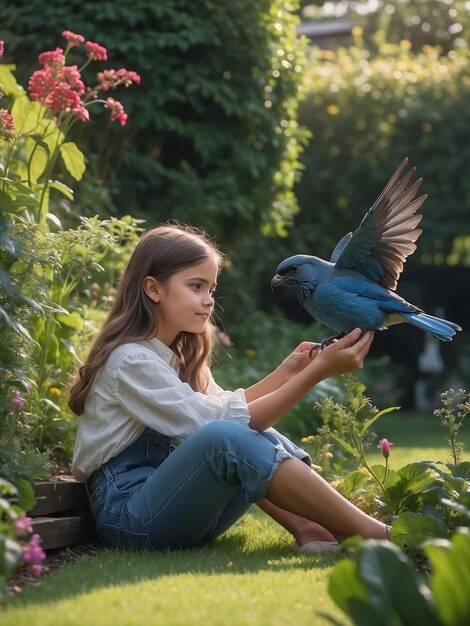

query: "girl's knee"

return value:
[196, 419, 249, 444]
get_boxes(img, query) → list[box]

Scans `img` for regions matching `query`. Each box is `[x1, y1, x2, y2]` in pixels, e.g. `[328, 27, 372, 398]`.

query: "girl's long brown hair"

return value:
[68, 224, 223, 415]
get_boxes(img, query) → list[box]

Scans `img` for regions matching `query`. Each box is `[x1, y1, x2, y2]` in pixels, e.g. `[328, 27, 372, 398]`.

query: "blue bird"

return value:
[271, 159, 461, 347]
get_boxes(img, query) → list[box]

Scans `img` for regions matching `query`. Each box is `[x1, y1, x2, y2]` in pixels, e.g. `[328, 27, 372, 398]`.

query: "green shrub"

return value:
[0, 0, 309, 244]
[294, 37, 470, 264]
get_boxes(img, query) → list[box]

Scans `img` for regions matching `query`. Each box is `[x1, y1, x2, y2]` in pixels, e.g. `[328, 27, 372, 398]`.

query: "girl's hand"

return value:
[277, 341, 321, 382]
[312, 328, 374, 379]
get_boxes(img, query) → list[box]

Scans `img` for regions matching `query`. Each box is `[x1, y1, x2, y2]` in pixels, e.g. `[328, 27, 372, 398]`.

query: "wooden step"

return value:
[28, 480, 96, 550]
[29, 480, 89, 516]
[31, 515, 94, 551]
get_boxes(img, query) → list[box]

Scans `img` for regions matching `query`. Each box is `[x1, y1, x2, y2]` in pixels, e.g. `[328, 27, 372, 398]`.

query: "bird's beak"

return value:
[270, 274, 287, 290]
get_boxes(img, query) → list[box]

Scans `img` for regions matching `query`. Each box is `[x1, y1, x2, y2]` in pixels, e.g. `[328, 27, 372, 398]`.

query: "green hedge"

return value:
[292, 37, 470, 265]
[0, 0, 309, 245]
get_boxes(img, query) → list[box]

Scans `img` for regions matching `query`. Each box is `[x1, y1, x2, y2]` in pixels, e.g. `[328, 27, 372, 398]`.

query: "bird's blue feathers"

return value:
[271, 160, 462, 342]
[401, 312, 460, 342]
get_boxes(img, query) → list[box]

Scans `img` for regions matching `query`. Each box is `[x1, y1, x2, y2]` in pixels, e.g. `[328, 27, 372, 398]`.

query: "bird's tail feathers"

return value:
[403, 312, 461, 342]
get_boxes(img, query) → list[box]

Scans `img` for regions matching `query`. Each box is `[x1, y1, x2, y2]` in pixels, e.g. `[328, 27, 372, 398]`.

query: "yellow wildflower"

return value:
[245, 348, 256, 358]
[330, 478, 344, 490]
[49, 387, 61, 397]
[326, 104, 340, 116]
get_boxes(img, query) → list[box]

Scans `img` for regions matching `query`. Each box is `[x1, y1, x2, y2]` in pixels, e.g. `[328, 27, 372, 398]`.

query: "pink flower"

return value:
[217, 329, 232, 346]
[11, 390, 25, 411]
[84, 41, 108, 61]
[30, 65, 87, 120]
[60, 65, 85, 95]
[38, 47, 65, 67]
[0, 40, 4, 58]
[22, 533, 46, 565]
[29, 66, 56, 102]
[0, 108, 15, 141]
[105, 97, 127, 126]
[62, 30, 85, 47]
[97, 68, 141, 91]
[14, 513, 33, 538]
[378, 438, 393, 458]
[30, 563, 44, 577]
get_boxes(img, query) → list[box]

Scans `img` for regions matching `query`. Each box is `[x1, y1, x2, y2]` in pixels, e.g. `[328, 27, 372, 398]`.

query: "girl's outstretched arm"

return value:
[244, 341, 317, 403]
[247, 329, 373, 431]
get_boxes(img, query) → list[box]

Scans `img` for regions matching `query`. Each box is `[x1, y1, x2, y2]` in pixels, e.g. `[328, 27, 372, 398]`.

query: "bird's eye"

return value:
[291, 265, 298, 272]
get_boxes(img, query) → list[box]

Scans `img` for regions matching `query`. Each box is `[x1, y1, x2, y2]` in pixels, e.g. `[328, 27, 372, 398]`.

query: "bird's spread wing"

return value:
[330, 276, 421, 314]
[330, 233, 353, 263]
[333, 159, 427, 290]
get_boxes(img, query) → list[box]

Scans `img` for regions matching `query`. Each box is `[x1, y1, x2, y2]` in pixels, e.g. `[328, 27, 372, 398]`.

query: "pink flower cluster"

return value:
[13, 514, 46, 577]
[21, 533, 46, 577]
[97, 68, 141, 91]
[0, 40, 4, 58]
[14, 513, 33, 537]
[28, 30, 140, 126]
[105, 97, 128, 126]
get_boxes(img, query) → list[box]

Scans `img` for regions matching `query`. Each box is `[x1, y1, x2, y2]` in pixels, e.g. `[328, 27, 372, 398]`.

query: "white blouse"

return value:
[72, 337, 251, 481]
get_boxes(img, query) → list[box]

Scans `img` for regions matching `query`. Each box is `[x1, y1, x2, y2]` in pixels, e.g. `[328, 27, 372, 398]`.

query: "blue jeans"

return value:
[86, 419, 310, 550]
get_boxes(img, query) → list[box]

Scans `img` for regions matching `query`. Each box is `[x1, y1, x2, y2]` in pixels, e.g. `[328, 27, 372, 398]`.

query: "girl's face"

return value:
[147, 257, 219, 346]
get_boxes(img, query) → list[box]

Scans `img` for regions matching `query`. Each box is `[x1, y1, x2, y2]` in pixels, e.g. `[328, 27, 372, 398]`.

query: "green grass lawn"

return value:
[3, 411, 469, 626]
[3, 513, 348, 626]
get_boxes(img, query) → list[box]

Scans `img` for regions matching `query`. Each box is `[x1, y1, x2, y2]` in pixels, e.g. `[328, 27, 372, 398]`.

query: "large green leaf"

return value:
[328, 558, 368, 614]
[59, 141, 86, 181]
[11, 97, 46, 135]
[376, 462, 442, 514]
[0, 64, 23, 98]
[391, 512, 448, 549]
[328, 542, 442, 626]
[56, 311, 84, 331]
[425, 530, 470, 626]
[339, 469, 370, 500]
[26, 136, 49, 183]
[357, 542, 441, 626]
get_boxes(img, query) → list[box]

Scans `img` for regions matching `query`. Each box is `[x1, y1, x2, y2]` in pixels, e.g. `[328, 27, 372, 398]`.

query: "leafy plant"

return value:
[434, 388, 470, 466]
[0, 477, 46, 597]
[327, 527, 470, 626]
[1, 30, 140, 224]
[0, 35, 143, 465]
[1, 0, 309, 244]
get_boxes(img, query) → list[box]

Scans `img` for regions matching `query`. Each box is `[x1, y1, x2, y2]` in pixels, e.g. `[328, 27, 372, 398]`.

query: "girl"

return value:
[69, 223, 389, 553]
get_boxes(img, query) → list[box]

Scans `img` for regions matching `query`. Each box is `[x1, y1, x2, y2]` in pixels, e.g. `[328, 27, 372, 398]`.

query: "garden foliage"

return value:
[0, 0, 309, 243]
[328, 528, 470, 626]
[295, 36, 470, 265]
[0, 32, 143, 586]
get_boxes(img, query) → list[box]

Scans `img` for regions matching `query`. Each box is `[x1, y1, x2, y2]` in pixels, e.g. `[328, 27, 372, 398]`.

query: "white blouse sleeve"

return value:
[115, 352, 251, 438]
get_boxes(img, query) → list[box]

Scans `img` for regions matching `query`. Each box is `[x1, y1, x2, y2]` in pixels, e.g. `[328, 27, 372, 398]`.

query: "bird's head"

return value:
[270, 255, 324, 290]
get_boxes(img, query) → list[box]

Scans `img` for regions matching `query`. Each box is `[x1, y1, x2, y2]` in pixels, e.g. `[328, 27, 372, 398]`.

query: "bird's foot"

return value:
[319, 332, 345, 350]
[308, 343, 321, 358]
[308, 333, 346, 357]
